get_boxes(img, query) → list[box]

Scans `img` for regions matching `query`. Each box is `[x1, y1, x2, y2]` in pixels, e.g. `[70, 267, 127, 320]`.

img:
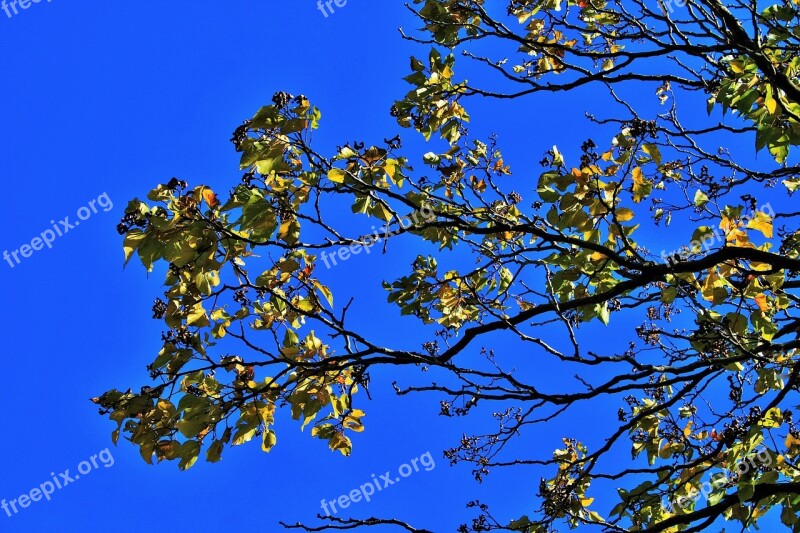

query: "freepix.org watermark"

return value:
[658, 0, 687, 14]
[1, 0, 52, 20]
[2, 448, 115, 518]
[659, 202, 774, 266]
[663, 446, 772, 513]
[3, 192, 113, 269]
[320, 451, 436, 516]
[319, 207, 435, 269]
[316, 0, 348, 17]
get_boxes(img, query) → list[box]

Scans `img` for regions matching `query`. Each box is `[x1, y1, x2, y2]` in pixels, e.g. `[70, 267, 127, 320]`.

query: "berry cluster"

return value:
[384, 135, 402, 150]
[116, 211, 149, 235]
[241, 170, 255, 186]
[233, 288, 251, 306]
[166, 177, 188, 190]
[635, 324, 661, 345]
[626, 118, 658, 139]
[152, 298, 167, 319]
[580, 138, 599, 168]
[186, 385, 203, 397]
[271, 91, 307, 109]
[422, 340, 440, 356]
[230, 119, 252, 151]
[643, 375, 666, 402]
[272, 91, 292, 108]
[161, 326, 194, 347]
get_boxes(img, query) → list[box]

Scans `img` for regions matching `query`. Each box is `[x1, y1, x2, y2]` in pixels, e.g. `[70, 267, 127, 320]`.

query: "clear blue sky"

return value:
[0, 1, 778, 532]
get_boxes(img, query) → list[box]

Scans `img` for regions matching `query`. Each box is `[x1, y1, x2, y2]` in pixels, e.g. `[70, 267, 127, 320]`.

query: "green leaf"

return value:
[551, 145, 564, 166]
[178, 441, 201, 471]
[661, 286, 678, 304]
[123, 231, 146, 265]
[737, 482, 755, 503]
[280, 118, 307, 134]
[642, 144, 662, 165]
[694, 190, 709, 208]
[206, 440, 224, 463]
[597, 303, 610, 325]
[508, 516, 532, 530]
[313, 280, 334, 307]
[498, 267, 513, 294]
[232, 427, 258, 446]
[283, 328, 300, 347]
[261, 429, 277, 452]
[176, 418, 208, 439]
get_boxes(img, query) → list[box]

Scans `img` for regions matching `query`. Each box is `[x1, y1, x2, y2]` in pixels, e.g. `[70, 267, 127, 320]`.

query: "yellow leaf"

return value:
[616, 208, 634, 222]
[278, 219, 300, 245]
[187, 303, 209, 327]
[631, 166, 651, 203]
[754, 294, 769, 312]
[295, 298, 315, 312]
[763, 407, 782, 428]
[384, 161, 397, 179]
[720, 216, 735, 233]
[642, 144, 662, 165]
[327, 168, 346, 184]
[747, 211, 773, 238]
[765, 95, 778, 114]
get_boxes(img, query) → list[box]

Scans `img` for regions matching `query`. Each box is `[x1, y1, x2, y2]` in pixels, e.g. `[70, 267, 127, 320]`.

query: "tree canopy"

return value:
[94, 0, 800, 530]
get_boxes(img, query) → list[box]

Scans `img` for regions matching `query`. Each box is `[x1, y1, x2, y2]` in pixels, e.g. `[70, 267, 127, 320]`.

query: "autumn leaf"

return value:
[747, 211, 773, 238]
[616, 208, 634, 222]
[202, 188, 219, 208]
[754, 293, 769, 312]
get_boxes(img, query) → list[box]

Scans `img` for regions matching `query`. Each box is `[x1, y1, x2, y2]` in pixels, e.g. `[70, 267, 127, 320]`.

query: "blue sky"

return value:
[0, 1, 783, 532]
